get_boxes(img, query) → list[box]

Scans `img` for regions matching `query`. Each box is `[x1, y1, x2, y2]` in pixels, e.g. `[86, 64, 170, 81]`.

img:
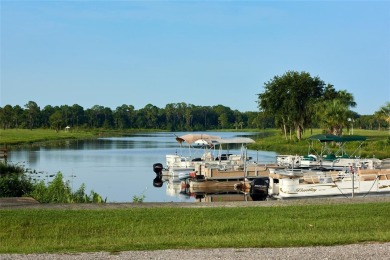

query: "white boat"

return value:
[268, 168, 390, 199]
[153, 134, 257, 178]
[276, 154, 301, 168]
[185, 136, 282, 181]
[152, 133, 221, 177]
[278, 134, 381, 171]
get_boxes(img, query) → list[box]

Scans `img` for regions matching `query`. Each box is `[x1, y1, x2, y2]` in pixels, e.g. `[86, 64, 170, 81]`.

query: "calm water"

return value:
[7, 132, 277, 202]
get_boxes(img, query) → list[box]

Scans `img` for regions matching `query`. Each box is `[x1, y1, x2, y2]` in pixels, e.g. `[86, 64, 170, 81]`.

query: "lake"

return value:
[7, 131, 277, 202]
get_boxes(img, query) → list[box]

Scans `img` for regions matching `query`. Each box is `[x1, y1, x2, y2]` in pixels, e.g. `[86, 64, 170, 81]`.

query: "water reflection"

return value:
[153, 174, 163, 188]
[152, 174, 270, 203]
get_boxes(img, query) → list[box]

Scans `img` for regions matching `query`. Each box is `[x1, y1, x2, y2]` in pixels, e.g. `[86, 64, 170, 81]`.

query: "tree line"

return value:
[0, 100, 387, 133]
[0, 71, 388, 134]
[0, 101, 269, 131]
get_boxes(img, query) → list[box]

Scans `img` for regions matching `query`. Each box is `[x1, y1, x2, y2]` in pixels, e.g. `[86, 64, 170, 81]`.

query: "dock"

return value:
[0, 146, 7, 162]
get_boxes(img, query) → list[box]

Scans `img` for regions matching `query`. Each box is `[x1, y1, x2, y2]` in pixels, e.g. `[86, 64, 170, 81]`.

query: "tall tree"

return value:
[49, 110, 63, 132]
[12, 105, 24, 128]
[376, 102, 390, 133]
[24, 101, 40, 130]
[41, 105, 55, 128]
[317, 99, 351, 135]
[258, 71, 324, 140]
[213, 105, 233, 129]
[0, 105, 13, 129]
[71, 104, 85, 130]
[316, 85, 356, 135]
[143, 104, 159, 128]
[114, 104, 130, 129]
[102, 107, 114, 129]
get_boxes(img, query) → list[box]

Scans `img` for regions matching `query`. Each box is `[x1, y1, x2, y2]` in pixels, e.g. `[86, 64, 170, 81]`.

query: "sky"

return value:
[1, 1, 389, 115]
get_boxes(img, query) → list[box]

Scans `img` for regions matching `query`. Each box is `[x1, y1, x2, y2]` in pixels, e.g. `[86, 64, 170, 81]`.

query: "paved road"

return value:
[2, 243, 390, 260]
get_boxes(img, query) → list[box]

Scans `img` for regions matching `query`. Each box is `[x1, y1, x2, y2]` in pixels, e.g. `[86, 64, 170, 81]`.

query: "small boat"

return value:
[268, 168, 390, 199]
[153, 133, 221, 177]
[277, 134, 382, 171]
[153, 133, 266, 179]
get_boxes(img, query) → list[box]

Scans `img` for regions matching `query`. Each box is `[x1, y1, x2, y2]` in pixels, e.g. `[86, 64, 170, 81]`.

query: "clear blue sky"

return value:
[1, 1, 389, 115]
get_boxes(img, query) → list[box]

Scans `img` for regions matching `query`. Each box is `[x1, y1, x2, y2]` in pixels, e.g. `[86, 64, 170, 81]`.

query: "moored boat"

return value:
[277, 134, 382, 171]
[268, 168, 390, 199]
[153, 133, 221, 176]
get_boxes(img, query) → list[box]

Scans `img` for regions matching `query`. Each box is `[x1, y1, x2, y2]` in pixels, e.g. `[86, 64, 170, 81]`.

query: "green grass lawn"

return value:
[0, 129, 97, 145]
[1, 202, 390, 254]
[0, 128, 161, 146]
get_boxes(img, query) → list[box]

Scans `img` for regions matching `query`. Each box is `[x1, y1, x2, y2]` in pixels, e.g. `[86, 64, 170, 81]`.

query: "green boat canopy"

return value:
[307, 134, 366, 143]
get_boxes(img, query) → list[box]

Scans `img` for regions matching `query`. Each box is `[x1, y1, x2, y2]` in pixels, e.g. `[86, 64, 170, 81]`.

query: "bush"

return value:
[0, 162, 105, 203]
[0, 173, 34, 197]
[0, 162, 34, 197]
[28, 172, 105, 203]
[0, 162, 25, 176]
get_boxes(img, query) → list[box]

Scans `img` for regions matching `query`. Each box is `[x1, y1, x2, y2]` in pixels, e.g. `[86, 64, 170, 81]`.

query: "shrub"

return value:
[0, 162, 105, 203]
[0, 162, 34, 197]
[28, 172, 106, 203]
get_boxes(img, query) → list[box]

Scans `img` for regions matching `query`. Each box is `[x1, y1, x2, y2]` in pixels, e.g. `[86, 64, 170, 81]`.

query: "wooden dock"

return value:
[194, 163, 282, 180]
[0, 147, 7, 162]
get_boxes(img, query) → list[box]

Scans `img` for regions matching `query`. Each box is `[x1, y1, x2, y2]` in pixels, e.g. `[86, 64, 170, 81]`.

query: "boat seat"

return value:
[359, 174, 377, 181]
[323, 154, 336, 161]
[302, 155, 316, 161]
[303, 176, 320, 184]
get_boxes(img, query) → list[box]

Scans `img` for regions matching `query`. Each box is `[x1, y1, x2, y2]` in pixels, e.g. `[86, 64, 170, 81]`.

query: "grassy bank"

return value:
[0, 129, 96, 145]
[1, 202, 390, 254]
[0, 128, 160, 146]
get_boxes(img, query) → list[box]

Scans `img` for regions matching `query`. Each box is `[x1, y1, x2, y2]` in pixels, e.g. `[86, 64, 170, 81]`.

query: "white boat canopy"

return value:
[175, 134, 221, 145]
[210, 137, 256, 145]
[175, 134, 255, 145]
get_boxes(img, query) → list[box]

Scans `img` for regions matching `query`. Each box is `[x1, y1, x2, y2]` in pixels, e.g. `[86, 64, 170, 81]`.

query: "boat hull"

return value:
[270, 173, 390, 199]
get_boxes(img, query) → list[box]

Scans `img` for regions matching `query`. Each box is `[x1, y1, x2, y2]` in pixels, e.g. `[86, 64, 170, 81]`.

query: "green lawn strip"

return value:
[0, 129, 96, 145]
[1, 203, 389, 254]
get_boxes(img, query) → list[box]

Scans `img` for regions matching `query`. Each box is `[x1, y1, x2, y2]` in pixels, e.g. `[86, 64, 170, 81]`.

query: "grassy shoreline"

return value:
[0, 128, 160, 146]
[1, 201, 390, 254]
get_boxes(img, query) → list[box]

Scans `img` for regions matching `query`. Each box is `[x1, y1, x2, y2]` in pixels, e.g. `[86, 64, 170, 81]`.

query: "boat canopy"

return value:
[175, 134, 255, 145]
[175, 134, 221, 145]
[307, 134, 366, 143]
[306, 134, 367, 158]
[210, 137, 255, 145]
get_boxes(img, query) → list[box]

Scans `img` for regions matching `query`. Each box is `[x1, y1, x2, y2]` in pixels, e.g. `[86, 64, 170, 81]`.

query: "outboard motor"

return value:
[153, 175, 163, 188]
[250, 177, 269, 201]
[153, 163, 163, 175]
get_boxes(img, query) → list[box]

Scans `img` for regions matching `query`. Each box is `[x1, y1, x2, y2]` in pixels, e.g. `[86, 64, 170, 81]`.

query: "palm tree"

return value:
[317, 99, 351, 136]
[377, 102, 390, 134]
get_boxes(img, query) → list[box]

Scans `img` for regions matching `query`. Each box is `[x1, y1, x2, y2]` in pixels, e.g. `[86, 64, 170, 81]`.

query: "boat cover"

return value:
[211, 137, 256, 144]
[175, 134, 221, 145]
[175, 134, 255, 145]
